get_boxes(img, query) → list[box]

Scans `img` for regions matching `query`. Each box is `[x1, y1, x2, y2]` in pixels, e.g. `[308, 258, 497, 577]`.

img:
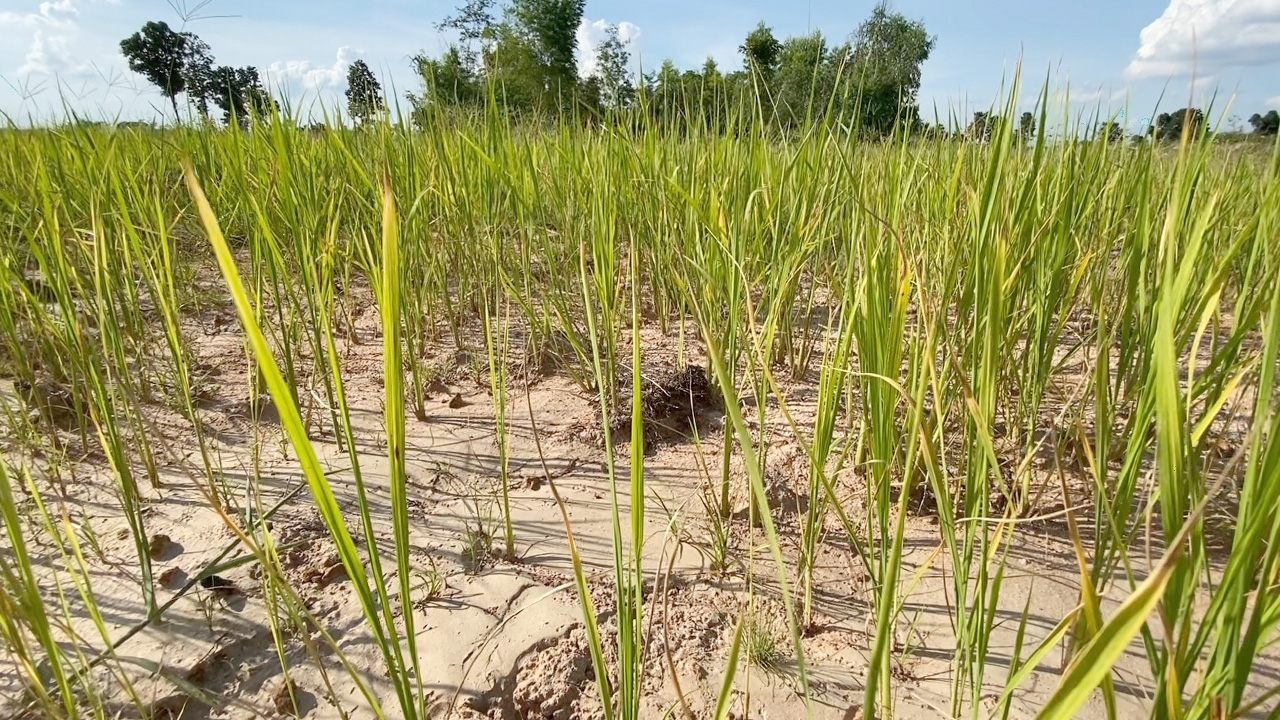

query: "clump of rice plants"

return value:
[0, 78, 1277, 720]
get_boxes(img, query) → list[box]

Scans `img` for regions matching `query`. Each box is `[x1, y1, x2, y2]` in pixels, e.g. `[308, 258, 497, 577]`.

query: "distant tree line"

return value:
[408, 1, 936, 136]
[958, 106, 1280, 144]
[118, 9, 1280, 142]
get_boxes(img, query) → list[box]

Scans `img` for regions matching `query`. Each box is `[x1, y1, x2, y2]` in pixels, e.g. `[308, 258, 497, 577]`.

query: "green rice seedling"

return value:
[691, 430, 733, 575]
[378, 169, 428, 715]
[0, 461, 79, 718]
[3, 76, 1280, 720]
[799, 265, 857, 628]
[117, 190, 223, 497]
[482, 290, 515, 557]
[416, 558, 446, 601]
[183, 163, 422, 720]
[523, 379, 614, 720]
[1035, 480, 1213, 720]
[680, 242, 814, 712]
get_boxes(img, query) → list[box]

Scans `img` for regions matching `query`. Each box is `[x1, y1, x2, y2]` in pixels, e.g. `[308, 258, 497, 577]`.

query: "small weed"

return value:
[461, 524, 493, 574]
[416, 557, 446, 600]
[742, 613, 783, 672]
[76, 514, 106, 562]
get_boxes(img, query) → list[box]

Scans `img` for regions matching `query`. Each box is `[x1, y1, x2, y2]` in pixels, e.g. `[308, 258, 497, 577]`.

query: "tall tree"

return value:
[740, 22, 782, 81]
[208, 66, 275, 128]
[120, 21, 195, 119]
[1249, 110, 1279, 137]
[965, 111, 1000, 142]
[849, 4, 934, 135]
[1018, 111, 1036, 141]
[486, 23, 551, 110]
[408, 46, 483, 126]
[1154, 108, 1207, 141]
[506, 0, 586, 98]
[593, 24, 634, 111]
[1096, 120, 1124, 143]
[700, 56, 728, 127]
[774, 32, 838, 129]
[645, 59, 685, 123]
[437, 0, 498, 70]
[182, 35, 216, 120]
[345, 60, 385, 124]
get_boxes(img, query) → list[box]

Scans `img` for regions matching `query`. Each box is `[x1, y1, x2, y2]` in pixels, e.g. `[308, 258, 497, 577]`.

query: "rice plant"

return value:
[0, 81, 1277, 720]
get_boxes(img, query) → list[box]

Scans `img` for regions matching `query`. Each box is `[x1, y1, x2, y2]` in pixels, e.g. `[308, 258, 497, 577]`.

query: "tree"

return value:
[643, 59, 685, 125]
[120, 21, 196, 120]
[1096, 120, 1124, 143]
[1249, 110, 1279, 137]
[345, 60, 385, 124]
[1018, 111, 1036, 141]
[593, 24, 635, 111]
[965, 111, 1000, 142]
[849, 4, 935, 135]
[700, 57, 729, 128]
[774, 32, 834, 129]
[437, 0, 497, 69]
[1154, 108, 1206, 141]
[208, 66, 275, 128]
[506, 0, 586, 98]
[408, 46, 483, 125]
[486, 23, 551, 111]
[740, 22, 782, 80]
[181, 35, 216, 120]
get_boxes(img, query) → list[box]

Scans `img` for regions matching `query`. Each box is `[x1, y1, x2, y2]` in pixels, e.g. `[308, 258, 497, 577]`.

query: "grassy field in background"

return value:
[1, 94, 1279, 720]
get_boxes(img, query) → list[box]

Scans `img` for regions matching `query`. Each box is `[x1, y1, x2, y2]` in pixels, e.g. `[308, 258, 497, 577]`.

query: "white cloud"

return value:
[268, 46, 360, 91]
[0, 0, 78, 30]
[1126, 0, 1280, 78]
[2, 1, 100, 79]
[577, 18, 641, 78]
[1267, 95, 1280, 107]
[1069, 86, 1128, 104]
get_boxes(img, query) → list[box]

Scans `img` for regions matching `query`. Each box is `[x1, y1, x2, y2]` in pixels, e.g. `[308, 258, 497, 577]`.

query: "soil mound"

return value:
[610, 364, 722, 448]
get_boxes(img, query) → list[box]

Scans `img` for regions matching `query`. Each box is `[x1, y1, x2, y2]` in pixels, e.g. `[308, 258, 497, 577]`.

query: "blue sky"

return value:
[2, 0, 1278, 130]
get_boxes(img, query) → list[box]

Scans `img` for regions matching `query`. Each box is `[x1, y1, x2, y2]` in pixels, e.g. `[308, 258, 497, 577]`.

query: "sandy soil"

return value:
[1, 283, 1276, 720]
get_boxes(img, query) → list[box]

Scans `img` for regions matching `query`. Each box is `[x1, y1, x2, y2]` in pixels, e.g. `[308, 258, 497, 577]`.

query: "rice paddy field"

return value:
[1, 96, 1279, 720]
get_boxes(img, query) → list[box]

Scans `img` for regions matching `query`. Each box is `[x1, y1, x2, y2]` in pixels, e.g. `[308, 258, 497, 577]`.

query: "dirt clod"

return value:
[14, 378, 82, 429]
[148, 533, 176, 560]
[199, 574, 237, 595]
[611, 364, 722, 447]
[158, 566, 187, 589]
[150, 693, 196, 720]
[272, 676, 301, 716]
[470, 625, 595, 720]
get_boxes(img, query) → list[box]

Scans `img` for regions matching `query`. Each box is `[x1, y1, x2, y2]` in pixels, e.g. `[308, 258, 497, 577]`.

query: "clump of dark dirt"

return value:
[272, 676, 308, 716]
[148, 533, 181, 561]
[610, 364, 723, 449]
[14, 377, 84, 429]
[149, 693, 198, 720]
